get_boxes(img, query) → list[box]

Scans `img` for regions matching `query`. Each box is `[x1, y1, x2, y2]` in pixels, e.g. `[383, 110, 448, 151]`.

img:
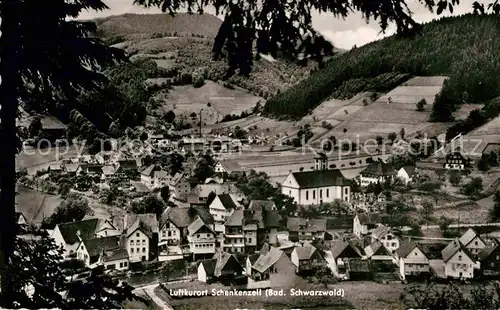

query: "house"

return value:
[140, 164, 162, 189]
[170, 173, 190, 201]
[359, 161, 395, 187]
[40, 116, 67, 141]
[444, 151, 470, 170]
[123, 214, 159, 262]
[286, 217, 326, 242]
[16, 212, 28, 227]
[51, 218, 101, 258]
[76, 164, 103, 176]
[364, 240, 393, 261]
[246, 203, 281, 247]
[248, 200, 277, 211]
[116, 159, 139, 176]
[396, 239, 430, 280]
[290, 245, 324, 273]
[223, 208, 259, 254]
[158, 206, 214, 252]
[100, 248, 130, 271]
[397, 166, 418, 184]
[198, 251, 245, 284]
[459, 228, 487, 257]
[371, 224, 400, 253]
[329, 238, 363, 277]
[281, 170, 351, 205]
[100, 165, 117, 182]
[208, 194, 241, 236]
[249, 246, 298, 288]
[187, 216, 217, 260]
[75, 235, 123, 268]
[62, 163, 79, 176]
[181, 137, 208, 153]
[188, 183, 243, 204]
[287, 218, 327, 242]
[441, 238, 475, 279]
[477, 239, 500, 276]
[353, 213, 381, 237]
[214, 160, 245, 176]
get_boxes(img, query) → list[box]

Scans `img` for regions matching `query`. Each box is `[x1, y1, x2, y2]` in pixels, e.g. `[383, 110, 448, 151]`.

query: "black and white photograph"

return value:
[1, 0, 500, 308]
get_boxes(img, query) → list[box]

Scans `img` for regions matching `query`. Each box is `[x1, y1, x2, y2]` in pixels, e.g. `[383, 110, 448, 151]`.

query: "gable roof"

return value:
[248, 200, 277, 211]
[170, 173, 185, 186]
[101, 165, 116, 176]
[187, 216, 214, 236]
[225, 209, 244, 227]
[294, 245, 317, 260]
[287, 170, 349, 189]
[330, 239, 363, 259]
[441, 238, 474, 263]
[57, 218, 99, 244]
[287, 217, 326, 232]
[459, 228, 483, 247]
[160, 206, 214, 229]
[217, 194, 239, 210]
[400, 166, 417, 176]
[102, 248, 129, 262]
[140, 164, 157, 177]
[371, 224, 391, 240]
[252, 247, 284, 273]
[81, 236, 120, 258]
[356, 213, 381, 225]
[126, 218, 154, 239]
[477, 243, 498, 262]
[248, 253, 261, 265]
[396, 239, 421, 258]
[361, 161, 395, 177]
[364, 240, 392, 258]
[124, 214, 158, 234]
[212, 251, 243, 276]
[200, 259, 217, 276]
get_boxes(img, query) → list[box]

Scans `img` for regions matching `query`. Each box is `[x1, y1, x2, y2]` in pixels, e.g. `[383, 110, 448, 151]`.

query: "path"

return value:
[421, 222, 500, 230]
[140, 285, 173, 310]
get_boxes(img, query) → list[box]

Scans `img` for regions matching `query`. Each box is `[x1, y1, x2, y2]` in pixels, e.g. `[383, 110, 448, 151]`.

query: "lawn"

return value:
[15, 185, 62, 224]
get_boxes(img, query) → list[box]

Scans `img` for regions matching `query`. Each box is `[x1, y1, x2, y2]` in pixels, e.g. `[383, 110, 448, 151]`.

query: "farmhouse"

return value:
[441, 238, 475, 279]
[40, 116, 67, 141]
[353, 213, 382, 237]
[330, 238, 363, 276]
[359, 161, 395, 187]
[170, 173, 190, 201]
[249, 246, 298, 288]
[287, 217, 327, 242]
[214, 160, 245, 176]
[444, 151, 470, 170]
[197, 251, 245, 284]
[371, 224, 400, 253]
[281, 170, 351, 205]
[187, 216, 217, 260]
[208, 194, 241, 235]
[51, 218, 101, 258]
[477, 239, 500, 276]
[396, 239, 430, 280]
[290, 245, 324, 273]
[246, 202, 281, 247]
[75, 235, 122, 268]
[459, 228, 487, 257]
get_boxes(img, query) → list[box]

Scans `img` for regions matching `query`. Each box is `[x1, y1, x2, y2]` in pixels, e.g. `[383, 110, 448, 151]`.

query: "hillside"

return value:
[94, 13, 223, 40]
[265, 14, 500, 119]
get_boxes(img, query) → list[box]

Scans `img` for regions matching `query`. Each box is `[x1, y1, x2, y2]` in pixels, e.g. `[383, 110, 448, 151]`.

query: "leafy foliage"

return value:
[41, 194, 94, 229]
[462, 177, 484, 197]
[130, 194, 166, 219]
[264, 14, 500, 119]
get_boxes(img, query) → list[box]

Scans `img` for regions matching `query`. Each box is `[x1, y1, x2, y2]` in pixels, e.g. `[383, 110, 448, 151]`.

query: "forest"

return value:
[264, 14, 500, 119]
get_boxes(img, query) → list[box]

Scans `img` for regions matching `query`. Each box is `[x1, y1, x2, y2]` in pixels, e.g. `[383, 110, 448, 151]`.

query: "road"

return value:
[133, 278, 191, 310]
[421, 222, 500, 230]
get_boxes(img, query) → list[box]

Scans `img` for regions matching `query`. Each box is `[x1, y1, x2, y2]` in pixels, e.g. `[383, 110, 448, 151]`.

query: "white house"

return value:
[99, 248, 130, 271]
[442, 238, 475, 279]
[364, 240, 394, 261]
[396, 239, 429, 280]
[371, 224, 400, 253]
[397, 166, 418, 185]
[51, 218, 101, 258]
[359, 161, 395, 187]
[444, 151, 470, 170]
[187, 216, 216, 260]
[353, 214, 381, 237]
[75, 235, 122, 268]
[125, 221, 152, 262]
[281, 170, 350, 205]
[208, 194, 240, 235]
[459, 228, 487, 257]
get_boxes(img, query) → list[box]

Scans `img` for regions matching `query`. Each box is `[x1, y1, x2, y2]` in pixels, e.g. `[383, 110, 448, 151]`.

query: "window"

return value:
[197, 234, 200, 238]
[387, 235, 392, 240]
[131, 248, 134, 253]
[124, 262, 128, 267]
[119, 262, 123, 268]
[168, 231, 171, 237]
[142, 239, 146, 245]
[415, 252, 418, 256]
[458, 255, 462, 261]
[130, 240, 134, 245]
[142, 248, 146, 253]
[475, 241, 478, 246]
[289, 190, 291, 195]
[391, 242, 396, 247]
[136, 248, 140, 253]
[136, 233, 140, 237]
[313, 190, 316, 199]
[320, 189, 322, 199]
[248, 238, 252, 243]
[306, 191, 309, 200]
[326, 189, 329, 198]
[345, 187, 348, 195]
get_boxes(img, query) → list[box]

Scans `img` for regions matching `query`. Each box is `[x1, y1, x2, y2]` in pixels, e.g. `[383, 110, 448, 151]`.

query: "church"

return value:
[281, 153, 351, 206]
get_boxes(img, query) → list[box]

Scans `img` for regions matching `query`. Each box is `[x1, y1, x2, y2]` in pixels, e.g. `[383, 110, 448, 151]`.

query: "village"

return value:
[13, 107, 500, 308]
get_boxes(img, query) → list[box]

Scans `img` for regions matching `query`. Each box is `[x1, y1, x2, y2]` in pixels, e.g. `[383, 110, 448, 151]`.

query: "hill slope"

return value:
[265, 14, 500, 119]
[94, 13, 223, 40]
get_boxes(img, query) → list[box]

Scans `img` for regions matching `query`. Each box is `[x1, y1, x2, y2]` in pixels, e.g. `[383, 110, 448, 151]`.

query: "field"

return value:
[155, 81, 263, 125]
[15, 185, 62, 224]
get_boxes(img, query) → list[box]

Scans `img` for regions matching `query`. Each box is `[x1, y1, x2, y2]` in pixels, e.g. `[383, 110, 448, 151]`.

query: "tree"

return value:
[160, 186, 170, 203]
[5, 228, 139, 308]
[388, 132, 397, 144]
[478, 153, 490, 171]
[491, 190, 500, 221]
[448, 170, 462, 186]
[488, 151, 499, 167]
[130, 194, 166, 219]
[416, 99, 426, 111]
[400, 127, 405, 140]
[160, 152, 184, 176]
[28, 117, 42, 138]
[422, 200, 434, 223]
[311, 265, 335, 288]
[193, 156, 215, 183]
[462, 177, 483, 197]
[376, 135, 384, 145]
[439, 215, 452, 232]
[42, 194, 94, 229]
[206, 191, 217, 206]
[163, 110, 176, 123]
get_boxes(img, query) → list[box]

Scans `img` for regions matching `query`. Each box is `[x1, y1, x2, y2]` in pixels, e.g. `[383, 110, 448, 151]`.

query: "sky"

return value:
[78, 0, 475, 50]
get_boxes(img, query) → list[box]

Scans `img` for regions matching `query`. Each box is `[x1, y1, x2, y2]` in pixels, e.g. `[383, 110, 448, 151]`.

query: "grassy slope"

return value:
[265, 14, 500, 119]
[95, 13, 313, 100]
